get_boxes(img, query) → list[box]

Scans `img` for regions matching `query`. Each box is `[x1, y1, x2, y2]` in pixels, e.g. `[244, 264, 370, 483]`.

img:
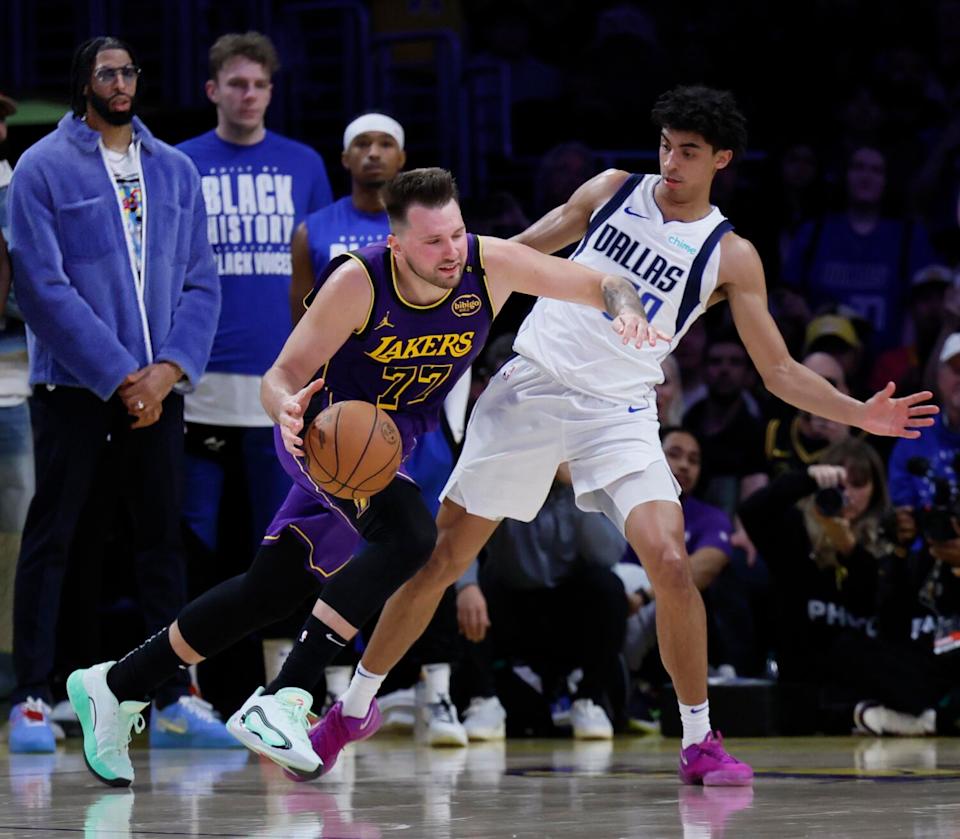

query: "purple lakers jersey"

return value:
[305, 234, 492, 454]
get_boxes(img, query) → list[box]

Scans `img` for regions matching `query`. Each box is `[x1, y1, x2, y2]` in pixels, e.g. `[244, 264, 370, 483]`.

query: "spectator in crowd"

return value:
[869, 264, 952, 396]
[0, 90, 30, 702]
[683, 334, 768, 517]
[533, 142, 596, 219]
[876, 333, 960, 735]
[765, 352, 851, 479]
[456, 464, 629, 740]
[803, 313, 867, 398]
[175, 31, 331, 724]
[783, 145, 939, 352]
[773, 141, 826, 266]
[767, 286, 813, 363]
[5, 36, 221, 752]
[673, 319, 708, 413]
[289, 112, 404, 319]
[739, 439, 932, 733]
[912, 115, 960, 263]
[617, 428, 734, 687]
[655, 355, 684, 427]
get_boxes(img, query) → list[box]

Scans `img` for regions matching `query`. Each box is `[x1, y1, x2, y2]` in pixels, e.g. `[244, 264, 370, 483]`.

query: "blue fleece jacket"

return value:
[7, 113, 220, 400]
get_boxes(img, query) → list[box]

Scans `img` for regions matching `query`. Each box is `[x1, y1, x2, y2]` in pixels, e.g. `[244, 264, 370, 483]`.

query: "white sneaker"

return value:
[226, 687, 321, 777]
[66, 662, 148, 787]
[462, 696, 507, 742]
[423, 695, 468, 747]
[378, 687, 417, 733]
[854, 701, 936, 737]
[570, 698, 613, 740]
[50, 699, 78, 740]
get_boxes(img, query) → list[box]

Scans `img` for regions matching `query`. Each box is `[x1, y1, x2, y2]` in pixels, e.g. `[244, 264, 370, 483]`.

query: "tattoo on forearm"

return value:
[602, 277, 645, 319]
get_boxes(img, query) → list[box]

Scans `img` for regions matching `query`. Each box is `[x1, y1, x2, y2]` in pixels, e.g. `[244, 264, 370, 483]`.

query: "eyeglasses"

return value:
[93, 64, 141, 84]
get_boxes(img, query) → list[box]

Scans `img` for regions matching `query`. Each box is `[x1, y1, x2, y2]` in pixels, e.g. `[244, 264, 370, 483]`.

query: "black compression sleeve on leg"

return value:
[319, 479, 438, 629]
[265, 614, 350, 695]
[106, 627, 187, 703]
[177, 530, 322, 659]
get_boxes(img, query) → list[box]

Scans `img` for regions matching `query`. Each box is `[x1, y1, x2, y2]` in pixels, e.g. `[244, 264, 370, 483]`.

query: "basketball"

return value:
[303, 400, 403, 500]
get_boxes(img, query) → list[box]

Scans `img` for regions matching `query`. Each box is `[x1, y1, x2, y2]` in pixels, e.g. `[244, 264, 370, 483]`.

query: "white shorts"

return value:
[441, 356, 680, 534]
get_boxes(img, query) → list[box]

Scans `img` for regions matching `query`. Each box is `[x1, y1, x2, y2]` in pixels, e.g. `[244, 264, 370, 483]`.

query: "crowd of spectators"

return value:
[3, 5, 960, 756]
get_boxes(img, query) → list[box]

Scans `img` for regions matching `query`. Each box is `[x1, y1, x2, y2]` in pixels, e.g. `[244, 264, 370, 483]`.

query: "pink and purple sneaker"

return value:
[678, 732, 753, 786]
[285, 699, 382, 782]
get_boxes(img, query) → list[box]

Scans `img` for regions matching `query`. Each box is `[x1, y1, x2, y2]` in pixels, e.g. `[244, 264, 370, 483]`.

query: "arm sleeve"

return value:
[153, 169, 221, 385]
[8, 160, 139, 399]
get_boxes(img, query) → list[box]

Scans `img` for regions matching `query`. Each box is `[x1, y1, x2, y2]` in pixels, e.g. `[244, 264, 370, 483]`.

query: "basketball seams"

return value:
[335, 404, 379, 494]
[304, 400, 402, 500]
[353, 438, 403, 492]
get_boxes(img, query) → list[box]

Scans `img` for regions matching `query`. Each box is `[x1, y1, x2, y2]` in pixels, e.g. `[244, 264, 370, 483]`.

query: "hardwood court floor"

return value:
[2, 735, 960, 837]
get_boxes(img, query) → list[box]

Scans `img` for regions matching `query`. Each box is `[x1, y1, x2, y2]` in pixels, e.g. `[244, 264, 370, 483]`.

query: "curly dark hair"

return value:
[651, 86, 748, 160]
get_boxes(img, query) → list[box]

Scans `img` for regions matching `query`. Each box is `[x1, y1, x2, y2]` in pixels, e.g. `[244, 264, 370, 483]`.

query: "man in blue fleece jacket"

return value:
[5, 36, 221, 753]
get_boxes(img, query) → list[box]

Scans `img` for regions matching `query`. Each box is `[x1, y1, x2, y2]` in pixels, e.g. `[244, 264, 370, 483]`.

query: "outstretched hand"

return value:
[860, 382, 939, 439]
[612, 312, 671, 348]
[279, 377, 326, 456]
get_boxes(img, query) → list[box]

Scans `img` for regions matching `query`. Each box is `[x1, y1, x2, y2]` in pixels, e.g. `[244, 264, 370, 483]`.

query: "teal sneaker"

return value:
[8, 698, 56, 754]
[66, 662, 147, 787]
[226, 687, 322, 778]
[149, 695, 242, 749]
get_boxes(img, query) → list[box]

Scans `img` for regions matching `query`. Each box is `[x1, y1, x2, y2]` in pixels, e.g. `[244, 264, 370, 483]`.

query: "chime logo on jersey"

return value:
[451, 293, 482, 317]
[365, 332, 476, 362]
[592, 222, 686, 293]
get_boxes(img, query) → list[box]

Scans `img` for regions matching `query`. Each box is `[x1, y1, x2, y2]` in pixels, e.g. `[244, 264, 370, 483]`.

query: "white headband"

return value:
[343, 113, 405, 151]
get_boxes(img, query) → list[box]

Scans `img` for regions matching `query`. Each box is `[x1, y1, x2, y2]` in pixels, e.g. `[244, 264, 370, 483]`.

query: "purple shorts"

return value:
[262, 426, 413, 579]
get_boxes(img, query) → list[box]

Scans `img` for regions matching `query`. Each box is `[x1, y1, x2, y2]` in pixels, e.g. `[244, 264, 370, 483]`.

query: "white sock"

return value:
[679, 700, 711, 749]
[422, 663, 451, 704]
[340, 663, 386, 718]
[324, 665, 352, 700]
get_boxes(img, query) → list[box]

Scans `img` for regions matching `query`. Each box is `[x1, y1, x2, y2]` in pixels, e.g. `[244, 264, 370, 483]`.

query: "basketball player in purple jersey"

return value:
[306, 87, 940, 787]
[66, 168, 660, 787]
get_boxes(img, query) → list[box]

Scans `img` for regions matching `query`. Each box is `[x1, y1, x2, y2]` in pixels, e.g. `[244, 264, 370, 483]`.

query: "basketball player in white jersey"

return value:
[307, 86, 938, 786]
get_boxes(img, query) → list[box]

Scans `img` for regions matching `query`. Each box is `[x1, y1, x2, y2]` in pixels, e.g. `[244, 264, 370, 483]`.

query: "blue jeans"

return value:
[0, 401, 33, 698]
[0, 401, 34, 532]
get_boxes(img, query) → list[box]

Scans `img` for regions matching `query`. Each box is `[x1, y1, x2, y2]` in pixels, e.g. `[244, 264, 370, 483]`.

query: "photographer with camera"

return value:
[739, 438, 931, 733]
[880, 333, 960, 735]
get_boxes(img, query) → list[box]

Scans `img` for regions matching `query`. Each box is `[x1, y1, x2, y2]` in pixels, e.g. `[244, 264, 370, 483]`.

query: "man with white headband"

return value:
[290, 112, 405, 321]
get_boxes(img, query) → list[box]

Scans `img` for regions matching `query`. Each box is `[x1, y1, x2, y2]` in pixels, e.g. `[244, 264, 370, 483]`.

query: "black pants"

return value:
[471, 564, 628, 705]
[822, 630, 960, 718]
[13, 386, 189, 705]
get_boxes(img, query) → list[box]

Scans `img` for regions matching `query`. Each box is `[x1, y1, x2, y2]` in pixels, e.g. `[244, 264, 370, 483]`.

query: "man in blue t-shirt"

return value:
[290, 113, 405, 322]
[176, 32, 331, 724]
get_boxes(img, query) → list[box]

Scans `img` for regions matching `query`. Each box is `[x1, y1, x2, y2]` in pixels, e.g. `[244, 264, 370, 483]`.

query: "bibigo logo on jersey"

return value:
[451, 294, 482, 317]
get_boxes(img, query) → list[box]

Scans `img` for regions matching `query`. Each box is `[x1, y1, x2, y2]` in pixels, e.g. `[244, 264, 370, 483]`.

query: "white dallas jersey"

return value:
[514, 174, 732, 406]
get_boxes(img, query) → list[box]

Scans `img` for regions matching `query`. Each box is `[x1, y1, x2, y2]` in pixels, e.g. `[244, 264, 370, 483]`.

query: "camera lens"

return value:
[814, 486, 845, 516]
